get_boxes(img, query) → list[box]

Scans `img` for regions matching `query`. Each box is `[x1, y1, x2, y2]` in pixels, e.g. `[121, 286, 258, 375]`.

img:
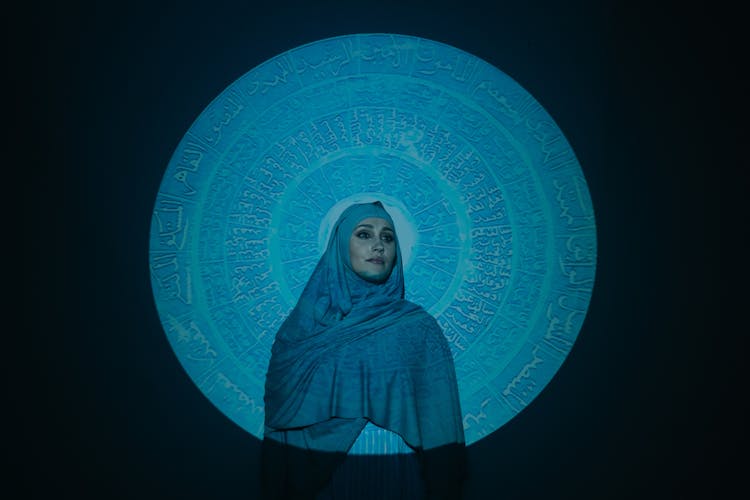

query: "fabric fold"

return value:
[262, 201, 465, 498]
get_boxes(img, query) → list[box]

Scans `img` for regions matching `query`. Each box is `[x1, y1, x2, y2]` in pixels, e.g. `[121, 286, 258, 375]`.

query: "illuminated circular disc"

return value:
[149, 34, 597, 446]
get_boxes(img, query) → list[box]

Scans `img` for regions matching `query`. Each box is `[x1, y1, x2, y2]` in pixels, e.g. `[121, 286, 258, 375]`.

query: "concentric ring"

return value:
[149, 33, 597, 445]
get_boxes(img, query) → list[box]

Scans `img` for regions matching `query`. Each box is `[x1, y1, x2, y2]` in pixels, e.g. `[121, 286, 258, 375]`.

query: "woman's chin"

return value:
[358, 271, 391, 284]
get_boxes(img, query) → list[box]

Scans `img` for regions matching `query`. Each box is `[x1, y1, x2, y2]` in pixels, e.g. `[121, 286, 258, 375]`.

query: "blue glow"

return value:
[149, 33, 597, 448]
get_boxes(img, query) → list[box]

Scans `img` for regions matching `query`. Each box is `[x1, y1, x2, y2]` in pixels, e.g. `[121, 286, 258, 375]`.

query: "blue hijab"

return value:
[273, 201, 412, 340]
[264, 202, 464, 456]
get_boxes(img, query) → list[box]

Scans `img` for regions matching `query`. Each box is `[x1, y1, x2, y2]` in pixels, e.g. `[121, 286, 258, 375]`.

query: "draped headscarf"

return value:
[271, 201, 412, 342]
[263, 201, 464, 457]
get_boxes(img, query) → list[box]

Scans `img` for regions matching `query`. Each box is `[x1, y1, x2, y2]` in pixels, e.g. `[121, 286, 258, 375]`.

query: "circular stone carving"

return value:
[149, 34, 597, 446]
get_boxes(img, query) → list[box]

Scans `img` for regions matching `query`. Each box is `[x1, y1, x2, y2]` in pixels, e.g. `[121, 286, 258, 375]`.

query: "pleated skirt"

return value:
[316, 422, 425, 499]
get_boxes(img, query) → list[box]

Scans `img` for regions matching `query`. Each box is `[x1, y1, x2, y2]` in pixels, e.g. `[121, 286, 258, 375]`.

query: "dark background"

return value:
[15, 0, 739, 498]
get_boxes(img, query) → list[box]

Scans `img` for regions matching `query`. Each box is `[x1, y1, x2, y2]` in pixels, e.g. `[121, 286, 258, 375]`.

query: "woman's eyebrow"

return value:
[354, 224, 394, 232]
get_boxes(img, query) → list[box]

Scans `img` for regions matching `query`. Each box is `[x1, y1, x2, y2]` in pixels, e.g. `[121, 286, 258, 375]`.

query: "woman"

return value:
[262, 201, 465, 499]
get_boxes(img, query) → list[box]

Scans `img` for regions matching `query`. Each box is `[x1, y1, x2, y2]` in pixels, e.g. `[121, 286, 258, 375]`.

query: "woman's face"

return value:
[348, 217, 396, 283]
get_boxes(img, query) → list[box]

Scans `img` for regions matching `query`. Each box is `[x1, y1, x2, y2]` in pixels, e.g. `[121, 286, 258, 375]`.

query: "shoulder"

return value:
[401, 302, 443, 333]
[400, 302, 455, 362]
[400, 300, 434, 320]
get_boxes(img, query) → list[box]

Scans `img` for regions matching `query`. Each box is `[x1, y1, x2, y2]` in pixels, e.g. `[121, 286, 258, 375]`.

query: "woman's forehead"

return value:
[353, 217, 394, 231]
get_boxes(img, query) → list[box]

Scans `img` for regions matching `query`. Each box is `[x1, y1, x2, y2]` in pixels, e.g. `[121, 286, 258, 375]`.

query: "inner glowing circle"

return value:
[318, 193, 417, 271]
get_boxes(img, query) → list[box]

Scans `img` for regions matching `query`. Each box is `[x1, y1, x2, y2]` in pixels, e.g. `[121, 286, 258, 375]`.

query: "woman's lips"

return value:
[367, 258, 384, 265]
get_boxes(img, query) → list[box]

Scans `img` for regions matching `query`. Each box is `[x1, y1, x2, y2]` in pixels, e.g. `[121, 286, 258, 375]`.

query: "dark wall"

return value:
[15, 1, 738, 498]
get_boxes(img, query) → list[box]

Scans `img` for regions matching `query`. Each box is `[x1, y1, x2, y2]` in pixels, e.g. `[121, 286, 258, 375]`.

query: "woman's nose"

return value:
[372, 239, 384, 251]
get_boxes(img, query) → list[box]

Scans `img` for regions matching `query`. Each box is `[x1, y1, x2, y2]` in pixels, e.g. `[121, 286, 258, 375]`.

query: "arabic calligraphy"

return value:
[149, 34, 596, 446]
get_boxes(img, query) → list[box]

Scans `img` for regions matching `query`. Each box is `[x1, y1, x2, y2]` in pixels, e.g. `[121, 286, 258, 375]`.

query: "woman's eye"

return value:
[357, 232, 371, 239]
[382, 234, 394, 242]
